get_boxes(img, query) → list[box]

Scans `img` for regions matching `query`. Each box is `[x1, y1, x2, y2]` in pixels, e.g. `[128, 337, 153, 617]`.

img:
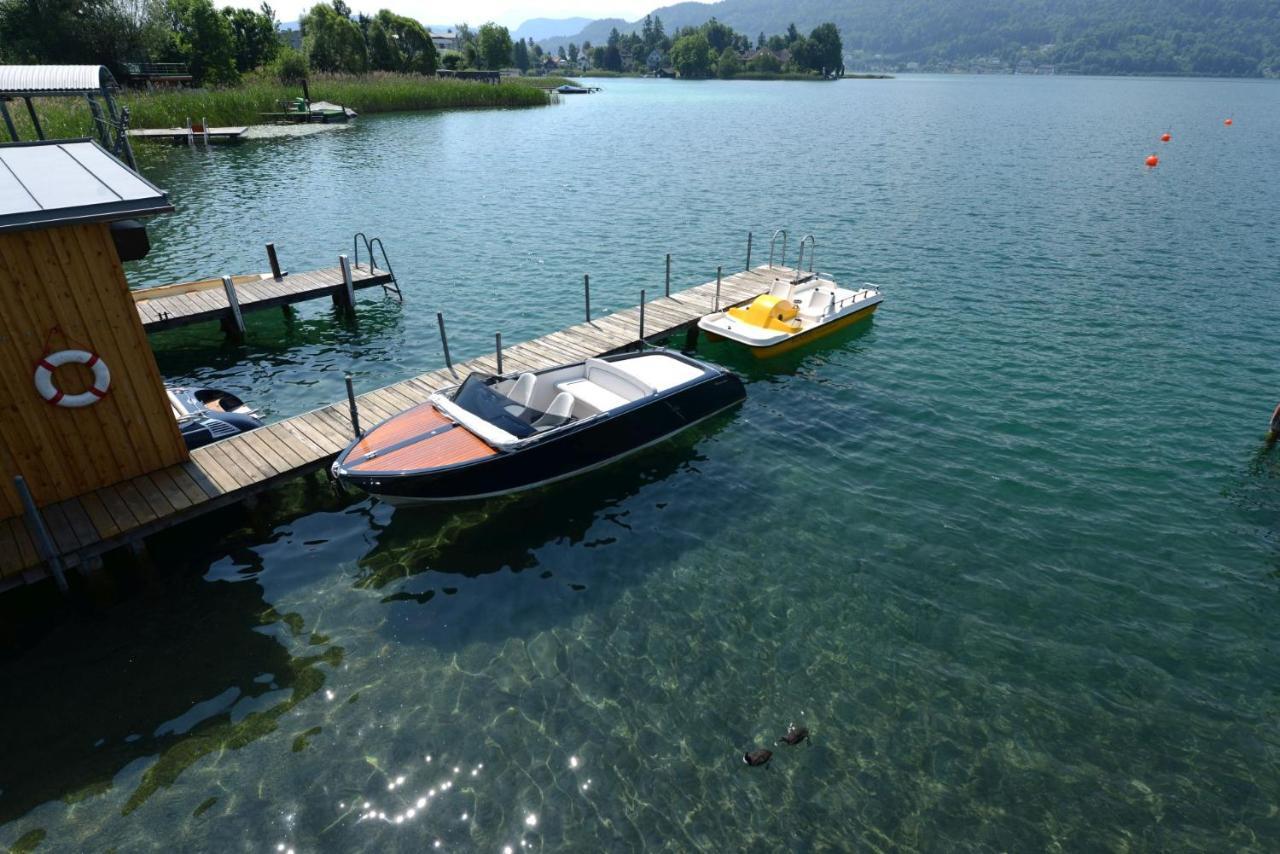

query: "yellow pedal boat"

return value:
[698, 273, 883, 358]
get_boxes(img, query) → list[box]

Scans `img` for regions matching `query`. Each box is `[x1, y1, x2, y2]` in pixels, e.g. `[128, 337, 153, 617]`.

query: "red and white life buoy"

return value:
[34, 350, 111, 408]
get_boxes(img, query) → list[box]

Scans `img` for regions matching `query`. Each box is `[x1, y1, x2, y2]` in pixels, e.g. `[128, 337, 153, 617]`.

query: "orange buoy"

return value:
[1224, 118, 1233, 126]
[1145, 154, 1159, 168]
[1160, 132, 1171, 142]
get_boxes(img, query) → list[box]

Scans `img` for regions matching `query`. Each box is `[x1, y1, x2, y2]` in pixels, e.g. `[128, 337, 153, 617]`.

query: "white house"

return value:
[429, 30, 459, 52]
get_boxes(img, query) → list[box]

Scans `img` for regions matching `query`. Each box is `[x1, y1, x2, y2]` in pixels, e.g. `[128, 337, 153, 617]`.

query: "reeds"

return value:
[5, 72, 551, 140]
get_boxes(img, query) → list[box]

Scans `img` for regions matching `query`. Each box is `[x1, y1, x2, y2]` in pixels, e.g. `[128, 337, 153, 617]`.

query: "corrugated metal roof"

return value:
[0, 140, 172, 233]
[0, 65, 115, 96]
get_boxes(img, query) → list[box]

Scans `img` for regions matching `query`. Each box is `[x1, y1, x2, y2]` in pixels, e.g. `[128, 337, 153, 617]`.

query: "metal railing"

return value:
[353, 232, 402, 299]
[768, 229, 788, 269]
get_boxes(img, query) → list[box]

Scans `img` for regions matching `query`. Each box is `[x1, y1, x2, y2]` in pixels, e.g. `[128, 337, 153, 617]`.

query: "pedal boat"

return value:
[331, 351, 745, 504]
[698, 274, 882, 358]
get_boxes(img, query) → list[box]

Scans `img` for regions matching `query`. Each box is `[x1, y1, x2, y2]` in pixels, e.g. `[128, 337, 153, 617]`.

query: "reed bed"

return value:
[6, 72, 551, 140]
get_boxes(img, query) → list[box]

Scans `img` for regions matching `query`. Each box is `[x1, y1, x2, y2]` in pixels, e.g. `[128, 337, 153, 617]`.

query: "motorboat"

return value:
[698, 272, 882, 358]
[556, 84, 594, 94]
[331, 350, 744, 503]
[168, 386, 263, 450]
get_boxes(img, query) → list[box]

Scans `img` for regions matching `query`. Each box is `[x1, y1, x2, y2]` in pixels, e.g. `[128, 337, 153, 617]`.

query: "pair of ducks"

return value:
[743, 723, 810, 767]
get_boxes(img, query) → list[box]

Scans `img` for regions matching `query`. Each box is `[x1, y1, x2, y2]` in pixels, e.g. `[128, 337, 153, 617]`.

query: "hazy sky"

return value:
[257, 0, 656, 29]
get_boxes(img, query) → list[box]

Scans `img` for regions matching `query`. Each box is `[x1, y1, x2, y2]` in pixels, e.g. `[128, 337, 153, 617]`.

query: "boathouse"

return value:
[0, 140, 186, 522]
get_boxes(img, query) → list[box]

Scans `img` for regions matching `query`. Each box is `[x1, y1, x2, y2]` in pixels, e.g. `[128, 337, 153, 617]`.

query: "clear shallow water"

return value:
[3, 76, 1280, 851]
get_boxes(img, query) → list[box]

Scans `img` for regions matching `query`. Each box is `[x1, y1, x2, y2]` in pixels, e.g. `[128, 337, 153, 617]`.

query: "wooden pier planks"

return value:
[134, 265, 396, 332]
[0, 265, 797, 587]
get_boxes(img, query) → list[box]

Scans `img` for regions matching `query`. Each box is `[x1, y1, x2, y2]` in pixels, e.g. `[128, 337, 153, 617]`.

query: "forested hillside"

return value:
[540, 0, 1280, 77]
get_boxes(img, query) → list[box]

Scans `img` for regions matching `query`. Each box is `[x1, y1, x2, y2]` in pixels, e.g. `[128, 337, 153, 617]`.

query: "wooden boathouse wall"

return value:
[0, 223, 188, 520]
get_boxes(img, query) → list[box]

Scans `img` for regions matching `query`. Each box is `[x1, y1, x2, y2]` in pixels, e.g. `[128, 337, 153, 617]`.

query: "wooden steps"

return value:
[0, 265, 790, 589]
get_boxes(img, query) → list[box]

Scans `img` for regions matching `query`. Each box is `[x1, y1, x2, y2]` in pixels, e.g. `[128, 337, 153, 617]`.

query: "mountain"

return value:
[538, 0, 1280, 77]
[513, 17, 594, 42]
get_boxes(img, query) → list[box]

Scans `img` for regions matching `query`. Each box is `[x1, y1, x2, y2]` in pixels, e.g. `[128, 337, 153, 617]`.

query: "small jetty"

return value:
[1, 261, 787, 589]
[129, 124, 248, 144]
[135, 240, 400, 334]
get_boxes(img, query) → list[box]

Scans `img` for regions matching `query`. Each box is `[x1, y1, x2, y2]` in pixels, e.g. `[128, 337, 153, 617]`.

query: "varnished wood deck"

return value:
[1, 265, 794, 588]
[135, 264, 396, 332]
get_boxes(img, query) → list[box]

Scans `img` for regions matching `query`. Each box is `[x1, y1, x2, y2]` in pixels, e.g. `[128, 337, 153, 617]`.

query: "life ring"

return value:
[34, 349, 111, 407]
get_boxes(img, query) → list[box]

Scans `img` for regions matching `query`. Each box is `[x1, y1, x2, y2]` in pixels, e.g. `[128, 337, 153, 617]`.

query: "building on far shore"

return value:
[429, 30, 459, 52]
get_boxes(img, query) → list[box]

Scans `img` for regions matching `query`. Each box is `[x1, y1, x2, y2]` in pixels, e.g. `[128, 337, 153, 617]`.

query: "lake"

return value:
[2, 74, 1280, 851]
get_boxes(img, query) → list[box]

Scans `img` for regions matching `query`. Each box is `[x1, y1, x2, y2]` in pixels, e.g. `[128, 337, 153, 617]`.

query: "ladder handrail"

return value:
[351, 233, 402, 301]
[768, 229, 788, 269]
[796, 234, 816, 277]
[352, 232, 373, 270]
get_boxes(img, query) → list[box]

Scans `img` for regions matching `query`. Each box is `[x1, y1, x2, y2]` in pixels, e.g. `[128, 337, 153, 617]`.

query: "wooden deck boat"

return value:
[698, 272, 882, 358]
[331, 351, 744, 503]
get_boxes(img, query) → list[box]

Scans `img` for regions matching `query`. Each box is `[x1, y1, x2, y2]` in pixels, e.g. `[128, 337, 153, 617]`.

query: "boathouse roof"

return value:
[0, 139, 172, 233]
[0, 65, 118, 97]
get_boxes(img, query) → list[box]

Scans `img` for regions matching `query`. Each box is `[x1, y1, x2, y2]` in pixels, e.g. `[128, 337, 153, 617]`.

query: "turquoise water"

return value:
[3, 75, 1280, 850]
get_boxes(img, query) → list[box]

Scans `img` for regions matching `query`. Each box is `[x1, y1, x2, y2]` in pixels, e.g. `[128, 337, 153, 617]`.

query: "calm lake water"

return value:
[4, 75, 1280, 851]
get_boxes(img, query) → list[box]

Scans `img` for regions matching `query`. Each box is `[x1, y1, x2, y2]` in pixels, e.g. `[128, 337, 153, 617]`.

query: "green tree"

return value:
[717, 45, 740, 78]
[590, 45, 605, 68]
[302, 1, 365, 72]
[669, 31, 711, 78]
[163, 0, 238, 83]
[476, 21, 512, 69]
[513, 37, 529, 71]
[568, 42, 578, 63]
[222, 3, 278, 73]
[603, 43, 622, 71]
[367, 10, 436, 73]
[274, 45, 307, 82]
[808, 22, 842, 75]
[749, 50, 781, 73]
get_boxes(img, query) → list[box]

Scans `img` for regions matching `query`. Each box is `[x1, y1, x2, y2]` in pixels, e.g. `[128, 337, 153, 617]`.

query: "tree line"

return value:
[549, 16, 844, 78]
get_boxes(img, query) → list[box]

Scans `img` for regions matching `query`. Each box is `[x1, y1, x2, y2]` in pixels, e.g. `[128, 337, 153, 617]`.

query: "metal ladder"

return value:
[352, 232, 402, 301]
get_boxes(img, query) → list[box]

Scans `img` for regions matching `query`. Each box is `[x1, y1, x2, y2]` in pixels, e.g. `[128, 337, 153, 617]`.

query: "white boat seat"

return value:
[504, 372, 538, 416]
[800, 289, 833, 319]
[556, 378, 628, 413]
[583, 358, 653, 399]
[769, 278, 794, 299]
[532, 391, 575, 430]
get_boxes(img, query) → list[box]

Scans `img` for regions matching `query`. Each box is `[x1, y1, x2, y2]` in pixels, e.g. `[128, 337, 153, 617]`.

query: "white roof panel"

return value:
[0, 65, 112, 95]
[0, 140, 172, 232]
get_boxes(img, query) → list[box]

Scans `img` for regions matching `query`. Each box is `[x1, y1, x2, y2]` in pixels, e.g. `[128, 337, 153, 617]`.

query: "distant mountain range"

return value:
[512, 17, 594, 42]
[533, 0, 1280, 77]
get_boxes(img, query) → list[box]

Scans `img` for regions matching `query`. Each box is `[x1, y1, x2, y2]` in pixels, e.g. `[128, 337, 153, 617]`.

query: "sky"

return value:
[256, 0, 656, 30]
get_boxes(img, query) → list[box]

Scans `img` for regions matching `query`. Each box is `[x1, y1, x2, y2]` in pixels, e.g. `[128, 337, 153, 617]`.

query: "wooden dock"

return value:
[129, 126, 248, 143]
[0, 264, 793, 589]
[135, 263, 398, 333]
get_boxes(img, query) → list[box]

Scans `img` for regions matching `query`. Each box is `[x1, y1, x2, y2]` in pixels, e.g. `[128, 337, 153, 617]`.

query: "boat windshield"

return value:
[451, 374, 538, 439]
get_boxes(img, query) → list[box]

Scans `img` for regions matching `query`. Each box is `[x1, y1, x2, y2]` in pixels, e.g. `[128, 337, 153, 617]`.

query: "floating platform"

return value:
[134, 263, 398, 333]
[129, 126, 248, 143]
[0, 265, 794, 588]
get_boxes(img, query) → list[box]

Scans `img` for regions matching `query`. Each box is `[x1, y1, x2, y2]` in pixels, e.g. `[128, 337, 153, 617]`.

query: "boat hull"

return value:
[336, 368, 745, 503]
[748, 302, 880, 358]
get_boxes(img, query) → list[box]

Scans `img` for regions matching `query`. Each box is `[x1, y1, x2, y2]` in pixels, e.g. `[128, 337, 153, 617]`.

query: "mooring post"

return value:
[185, 116, 192, 146]
[438, 312, 457, 377]
[746, 231, 753, 271]
[496, 332, 504, 375]
[266, 242, 284, 279]
[639, 288, 646, 348]
[344, 373, 362, 437]
[583, 274, 591, 322]
[683, 325, 701, 353]
[338, 253, 356, 309]
[714, 266, 722, 311]
[202, 116, 209, 144]
[665, 253, 671, 298]
[13, 475, 68, 593]
[221, 274, 246, 336]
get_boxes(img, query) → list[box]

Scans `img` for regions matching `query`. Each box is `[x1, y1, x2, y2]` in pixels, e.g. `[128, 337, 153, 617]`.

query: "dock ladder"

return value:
[353, 232, 402, 300]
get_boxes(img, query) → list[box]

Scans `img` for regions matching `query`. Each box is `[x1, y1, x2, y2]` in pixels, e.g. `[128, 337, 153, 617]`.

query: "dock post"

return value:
[344, 373, 362, 437]
[665, 253, 671, 298]
[496, 332, 503, 375]
[714, 266, 722, 311]
[266, 242, 285, 279]
[338, 254, 356, 309]
[746, 231, 753, 271]
[639, 288, 646, 347]
[202, 117, 209, 145]
[683, 325, 700, 353]
[583, 274, 591, 322]
[13, 476, 68, 593]
[438, 312, 457, 377]
[185, 117, 192, 146]
[221, 275, 246, 336]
